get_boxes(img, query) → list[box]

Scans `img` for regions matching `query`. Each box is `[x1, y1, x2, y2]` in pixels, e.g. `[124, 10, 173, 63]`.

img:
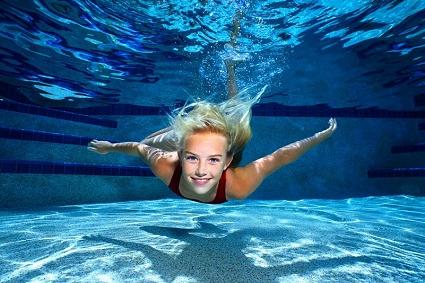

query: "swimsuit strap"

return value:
[210, 169, 227, 204]
[168, 163, 182, 196]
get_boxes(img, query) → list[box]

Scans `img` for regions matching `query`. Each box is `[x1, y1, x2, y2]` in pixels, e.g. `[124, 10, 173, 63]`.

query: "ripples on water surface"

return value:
[0, 0, 424, 106]
[1, 196, 424, 282]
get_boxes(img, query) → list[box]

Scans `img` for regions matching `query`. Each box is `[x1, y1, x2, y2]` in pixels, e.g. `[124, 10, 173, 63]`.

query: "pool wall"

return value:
[1, 108, 423, 208]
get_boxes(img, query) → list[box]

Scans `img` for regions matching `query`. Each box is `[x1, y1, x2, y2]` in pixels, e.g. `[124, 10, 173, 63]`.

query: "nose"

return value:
[195, 161, 207, 176]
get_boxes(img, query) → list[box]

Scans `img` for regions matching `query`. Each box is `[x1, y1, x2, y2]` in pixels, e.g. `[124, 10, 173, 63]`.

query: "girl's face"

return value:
[180, 131, 232, 196]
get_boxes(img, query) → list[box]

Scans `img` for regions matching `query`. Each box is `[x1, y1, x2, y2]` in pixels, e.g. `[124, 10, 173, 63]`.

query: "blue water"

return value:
[0, 0, 424, 203]
[1, 0, 424, 106]
[1, 196, 424, 282]
[1, 0, 425, 282]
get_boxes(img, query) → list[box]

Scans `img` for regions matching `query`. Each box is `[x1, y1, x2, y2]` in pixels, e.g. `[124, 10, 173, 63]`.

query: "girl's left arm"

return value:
[229, 118, 337, 199]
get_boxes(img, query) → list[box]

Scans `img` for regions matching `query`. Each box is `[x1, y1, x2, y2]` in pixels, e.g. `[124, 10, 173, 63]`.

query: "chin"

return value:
[191, 184, 213, 195]
[189, 178, 215, 194]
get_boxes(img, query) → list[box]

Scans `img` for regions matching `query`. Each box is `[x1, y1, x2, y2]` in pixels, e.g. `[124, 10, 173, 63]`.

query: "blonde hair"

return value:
[169, 86, 267, 166]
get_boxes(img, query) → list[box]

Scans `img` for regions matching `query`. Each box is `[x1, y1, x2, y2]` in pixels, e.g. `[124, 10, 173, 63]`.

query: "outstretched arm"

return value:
[87, 140, 177, 182]
[89, 126, 178, 154]
[87, 140, 138, 156]
[229, 119, 337, 199]
[140, 126, 177, 152]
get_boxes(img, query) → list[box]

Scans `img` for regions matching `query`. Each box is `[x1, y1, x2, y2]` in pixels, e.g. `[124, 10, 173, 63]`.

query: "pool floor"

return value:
[1, 196, 424, 282]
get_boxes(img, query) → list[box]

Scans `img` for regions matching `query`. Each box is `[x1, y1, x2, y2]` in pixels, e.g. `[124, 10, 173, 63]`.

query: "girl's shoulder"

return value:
[150, 151, 180, 185]
[225, 164, 265, 200]
[224, 167, 247, 200]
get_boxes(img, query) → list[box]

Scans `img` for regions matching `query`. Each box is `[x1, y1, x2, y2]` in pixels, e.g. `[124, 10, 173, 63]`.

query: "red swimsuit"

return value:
[168, 164, 228, 204]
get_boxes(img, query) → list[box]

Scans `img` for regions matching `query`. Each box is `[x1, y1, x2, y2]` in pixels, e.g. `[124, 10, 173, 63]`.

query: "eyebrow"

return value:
[185, 151, 223, 158]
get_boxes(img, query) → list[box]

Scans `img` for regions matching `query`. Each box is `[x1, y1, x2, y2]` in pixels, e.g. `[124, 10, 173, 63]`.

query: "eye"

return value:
[209, 158, 220, 164]
[185, 155, 198, 162]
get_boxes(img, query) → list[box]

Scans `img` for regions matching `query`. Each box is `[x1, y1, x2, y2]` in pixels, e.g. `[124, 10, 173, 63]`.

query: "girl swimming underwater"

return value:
[87, 11, 337, 204]
[88, 97, 336, 204]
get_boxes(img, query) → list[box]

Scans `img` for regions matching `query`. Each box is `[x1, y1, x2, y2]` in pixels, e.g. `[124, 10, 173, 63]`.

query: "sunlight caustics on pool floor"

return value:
[1, 196, 424, 282]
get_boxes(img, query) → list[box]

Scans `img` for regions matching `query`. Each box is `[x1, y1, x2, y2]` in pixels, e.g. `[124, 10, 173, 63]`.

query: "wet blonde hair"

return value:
[169, 86, 267, 166]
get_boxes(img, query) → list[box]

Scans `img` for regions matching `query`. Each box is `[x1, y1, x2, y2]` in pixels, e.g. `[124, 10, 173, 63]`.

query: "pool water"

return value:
[1, 0, 425, 282]
[1, 195, 424, 282]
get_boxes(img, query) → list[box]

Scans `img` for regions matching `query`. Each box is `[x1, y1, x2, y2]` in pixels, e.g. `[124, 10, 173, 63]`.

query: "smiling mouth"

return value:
[191, 177, 211, 186]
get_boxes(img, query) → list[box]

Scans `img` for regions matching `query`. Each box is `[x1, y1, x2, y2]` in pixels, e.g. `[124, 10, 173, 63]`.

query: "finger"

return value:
[90, 139, 101, 145]
[329, 119, 337, 131]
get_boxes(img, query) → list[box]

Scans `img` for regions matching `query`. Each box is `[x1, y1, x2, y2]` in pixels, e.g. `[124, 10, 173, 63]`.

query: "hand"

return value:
[326, 118, 337, 133]
[87, 140, 113, 154]
[315, 118, 337, 140]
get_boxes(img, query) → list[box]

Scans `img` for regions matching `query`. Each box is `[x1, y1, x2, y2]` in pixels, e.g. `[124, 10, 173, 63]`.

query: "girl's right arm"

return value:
[87, 140, 178, 183]
[87, 140, 139, 156]
[141, 127, 178, 152]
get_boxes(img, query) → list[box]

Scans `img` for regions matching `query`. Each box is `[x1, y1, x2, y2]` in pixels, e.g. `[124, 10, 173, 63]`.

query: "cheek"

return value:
[181, 162, 194, 173]
[181, 161, 207, 175]
[211, 165, 225, 176]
